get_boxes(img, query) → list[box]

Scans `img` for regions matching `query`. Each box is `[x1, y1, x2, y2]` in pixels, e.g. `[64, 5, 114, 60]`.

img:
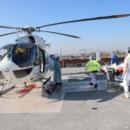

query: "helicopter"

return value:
[0, 13, 129, 93]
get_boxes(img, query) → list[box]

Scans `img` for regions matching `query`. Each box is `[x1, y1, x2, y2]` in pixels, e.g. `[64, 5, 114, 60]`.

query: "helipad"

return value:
[0, 67, 108, 113]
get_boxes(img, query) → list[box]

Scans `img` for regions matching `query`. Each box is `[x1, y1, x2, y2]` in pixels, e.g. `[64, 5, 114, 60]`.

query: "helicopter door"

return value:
[39, 49, 46, 72]
[35, 47, 46, 73]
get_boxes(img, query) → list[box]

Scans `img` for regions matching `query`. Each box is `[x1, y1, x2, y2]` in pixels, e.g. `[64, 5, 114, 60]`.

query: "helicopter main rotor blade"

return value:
[38, 13, 130, 28]
[0, 32, 17, 37]
[0, 25, 20, 30]
[39, 30, 80, 38]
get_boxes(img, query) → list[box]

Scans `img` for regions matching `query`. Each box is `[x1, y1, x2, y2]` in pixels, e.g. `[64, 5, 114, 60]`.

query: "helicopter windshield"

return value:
[0, 44, 14, 61]
[0, 48, 8, 61]
[12, 43, 35, 67]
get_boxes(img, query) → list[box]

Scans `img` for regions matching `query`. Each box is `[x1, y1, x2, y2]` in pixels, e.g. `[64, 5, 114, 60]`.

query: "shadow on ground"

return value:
[46, 72, 123, 103]
[68, 74, 106, 82]
[46, 86, 123, 103]
[64, 90, 122, 102]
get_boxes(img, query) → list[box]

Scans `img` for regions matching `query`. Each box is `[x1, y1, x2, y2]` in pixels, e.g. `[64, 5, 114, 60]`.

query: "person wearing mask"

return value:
[121, 48, 130, 99]
[85, 55, 101, 90]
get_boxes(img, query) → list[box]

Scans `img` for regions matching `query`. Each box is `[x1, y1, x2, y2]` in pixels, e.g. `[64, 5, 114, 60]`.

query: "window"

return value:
[12, 43, 35, 68]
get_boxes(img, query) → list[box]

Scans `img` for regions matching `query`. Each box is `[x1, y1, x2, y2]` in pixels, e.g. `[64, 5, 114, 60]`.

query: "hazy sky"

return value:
[0, 0, 130, 54]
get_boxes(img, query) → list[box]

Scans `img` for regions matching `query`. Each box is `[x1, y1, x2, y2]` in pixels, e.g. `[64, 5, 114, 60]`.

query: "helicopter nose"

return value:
[0, 56, 20, 80]
[3, 68, 9, 72]
[0, 70, 5, 79]
[0, 63, 10, 79]
[0, 60, 10, 71]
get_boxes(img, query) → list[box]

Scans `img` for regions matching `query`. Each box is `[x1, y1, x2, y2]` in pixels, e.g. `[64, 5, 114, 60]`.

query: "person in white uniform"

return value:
[122, 47, 130, 99]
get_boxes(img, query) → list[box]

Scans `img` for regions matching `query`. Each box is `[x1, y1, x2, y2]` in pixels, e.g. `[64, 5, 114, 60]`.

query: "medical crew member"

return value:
[85, 55, 101, 89]
[110, 51, 119, 65]
[53, 56, 62, 88]
[122, 48, 130, 99]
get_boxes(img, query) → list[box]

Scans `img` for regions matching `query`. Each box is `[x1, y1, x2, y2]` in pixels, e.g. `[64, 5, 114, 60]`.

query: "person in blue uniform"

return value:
[53, 56, 62, 89]
[110, 52, 119, 65]
[46, 55, 62, 94]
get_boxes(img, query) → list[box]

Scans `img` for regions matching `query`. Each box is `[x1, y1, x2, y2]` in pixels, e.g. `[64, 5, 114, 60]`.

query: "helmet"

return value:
[15, 47, 25, 54]
[50, 54, 55, 58]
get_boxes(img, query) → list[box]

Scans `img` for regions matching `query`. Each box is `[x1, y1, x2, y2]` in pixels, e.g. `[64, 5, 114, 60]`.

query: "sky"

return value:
[0, 0, 130, 54]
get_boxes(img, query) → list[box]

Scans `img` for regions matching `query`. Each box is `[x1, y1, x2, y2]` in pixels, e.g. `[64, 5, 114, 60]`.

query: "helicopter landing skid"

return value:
[0, 82, 15, 96]
[41, 77, 55, 96]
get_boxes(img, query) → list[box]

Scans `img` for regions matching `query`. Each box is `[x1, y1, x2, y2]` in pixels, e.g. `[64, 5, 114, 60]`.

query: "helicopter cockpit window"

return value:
[0, 44, 14, 61]
[0, 48, 8, 61]
[12, 43, 35, 68]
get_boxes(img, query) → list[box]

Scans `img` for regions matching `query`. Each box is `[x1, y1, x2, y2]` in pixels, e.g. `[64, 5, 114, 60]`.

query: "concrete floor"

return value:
[0, 82, 64, 113]
[0, 67, 130, 130]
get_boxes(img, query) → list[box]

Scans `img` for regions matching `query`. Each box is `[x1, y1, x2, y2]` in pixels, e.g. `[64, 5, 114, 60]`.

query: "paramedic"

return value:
[85, 55, 101, 89]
